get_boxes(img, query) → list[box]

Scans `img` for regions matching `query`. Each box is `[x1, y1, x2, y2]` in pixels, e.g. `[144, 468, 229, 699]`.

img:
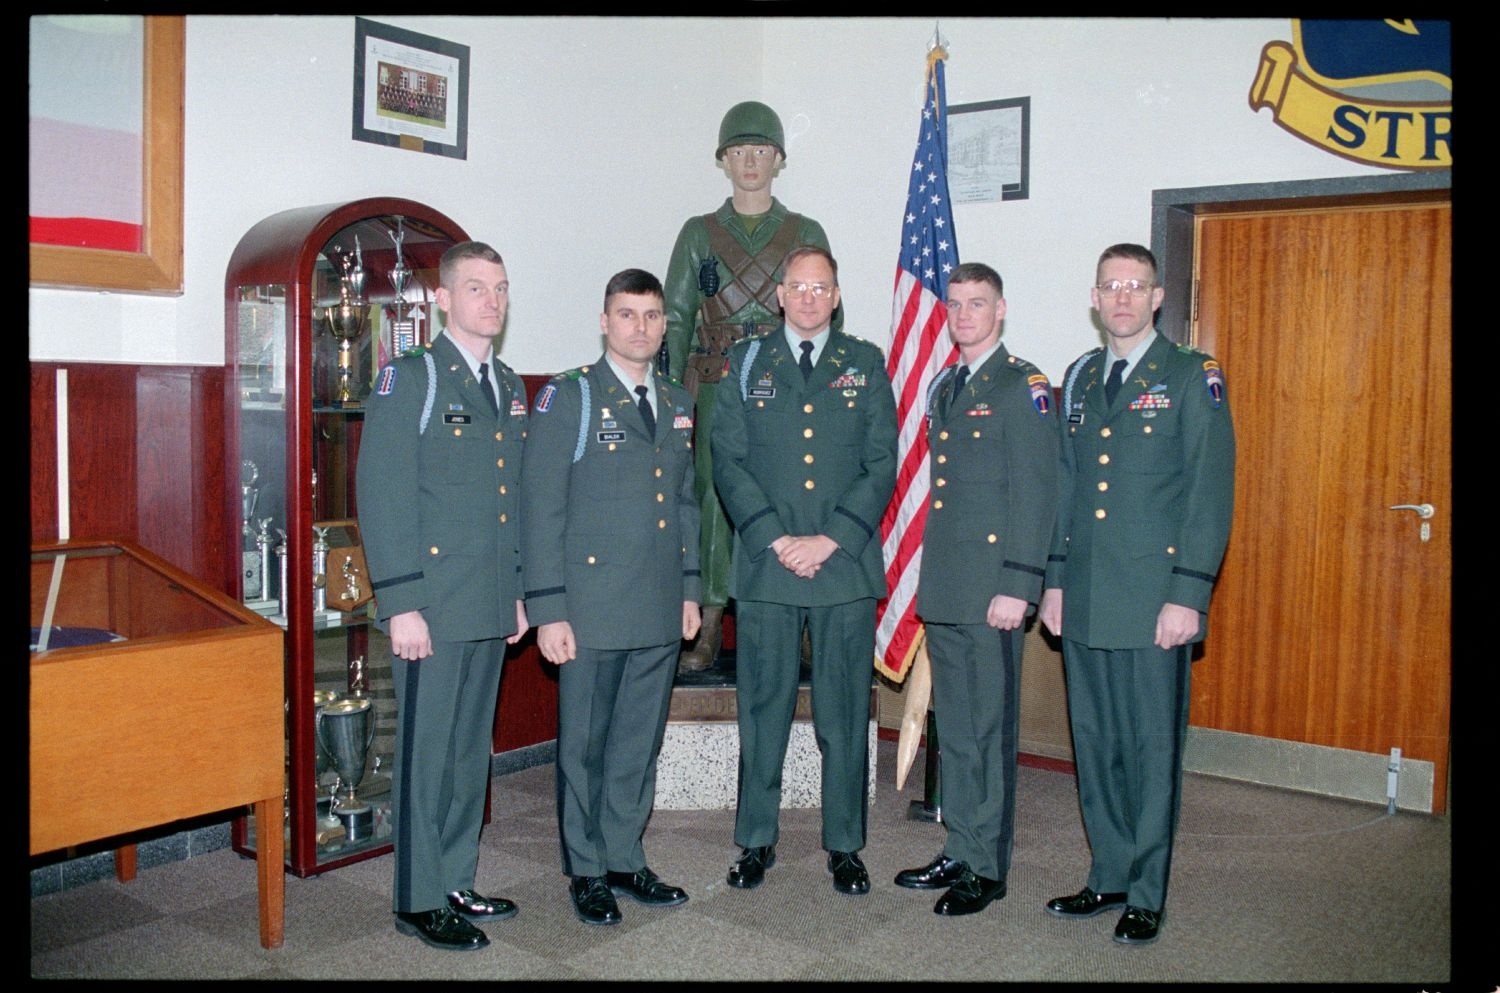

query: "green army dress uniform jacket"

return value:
[1044, 335, 1235, 649]
[359, 333, 526, 641]
[711, 329, 897, 608]
[917, 346, 1059, 623]
[520, 360, 702, 648]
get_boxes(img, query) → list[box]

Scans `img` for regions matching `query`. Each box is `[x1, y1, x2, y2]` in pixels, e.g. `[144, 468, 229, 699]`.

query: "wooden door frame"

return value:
[1150, 171, 1450, 346]
[1146, 170, 1452, 812]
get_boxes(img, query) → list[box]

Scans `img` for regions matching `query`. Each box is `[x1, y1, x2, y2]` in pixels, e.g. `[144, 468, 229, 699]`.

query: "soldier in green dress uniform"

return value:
[664, 101, 837, 670]
[1039, 243, 1236, 946]
[893, 263, 1058, 916]
[520, 269, 701, 926]
[711, 246, 897, 896]
[357, 241, 529, 952]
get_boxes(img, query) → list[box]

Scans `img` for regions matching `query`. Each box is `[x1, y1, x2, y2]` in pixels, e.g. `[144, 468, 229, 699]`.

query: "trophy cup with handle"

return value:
[324, 239, 369, 408]
[316, 696, 376, 842]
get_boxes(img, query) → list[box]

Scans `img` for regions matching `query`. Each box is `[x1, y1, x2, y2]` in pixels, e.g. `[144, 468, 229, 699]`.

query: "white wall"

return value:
[29, 16, 1390, 381]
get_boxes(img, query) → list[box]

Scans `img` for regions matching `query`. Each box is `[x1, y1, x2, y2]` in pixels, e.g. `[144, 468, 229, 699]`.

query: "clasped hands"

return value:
[770, 534, 838, 579]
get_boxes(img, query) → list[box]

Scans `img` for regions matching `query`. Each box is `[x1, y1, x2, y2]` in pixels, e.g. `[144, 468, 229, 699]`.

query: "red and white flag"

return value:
[875, 46, 960, 683]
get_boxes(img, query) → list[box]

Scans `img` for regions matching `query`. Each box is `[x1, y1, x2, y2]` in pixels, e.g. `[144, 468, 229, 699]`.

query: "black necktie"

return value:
[799, 340, 814, 382]
[478, 362, 499, 416]
[946, 364, 970, 417]
[1104, 359, 1126, 406]
[635, 384, 655, 436]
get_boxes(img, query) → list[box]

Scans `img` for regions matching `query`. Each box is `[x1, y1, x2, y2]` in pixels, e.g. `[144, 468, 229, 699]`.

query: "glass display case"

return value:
[224, 197, 469, 875]
[30, 538, 285, 947]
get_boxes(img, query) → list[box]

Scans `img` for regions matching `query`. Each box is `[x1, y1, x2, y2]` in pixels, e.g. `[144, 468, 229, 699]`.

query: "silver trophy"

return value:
[324, 242, 369, 407]
[254, 518, 275, 602]
[387, 217, 418, 354]
[316, 696, 376, 842]
[274, 528, 289, 622]
[312, 525, 331, 614]
[241, 461, 261, 599]
[312, 689, 341, 826]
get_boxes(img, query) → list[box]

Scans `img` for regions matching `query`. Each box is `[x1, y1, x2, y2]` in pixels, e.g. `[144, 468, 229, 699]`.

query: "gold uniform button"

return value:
[499, 513, 508, 523]
[658, 519, 667, 528]
[1167, 546, 1177, 555]
[1095, 508, 1107, 519]
[804, 453, 814, 464]
[453, 428, 463, 437]
[497, 458, 506, 468]
[939, 430, 949, 440]
[936, 478, 946, 487]
[608, 443, 617, 451]
[757, 400, 766, 408]
[1143, 425, 1153, 434]
[587, 555, 597, 564]
[656, 493, 665, 502]
[937, 454, 947, 464]
[495, 431, 503, 441]
[429, 546, 440, 555]
[521, 430, 527, 439]
[847, 400, 855, 408]
[803, 403, 814, 413]
[1101, 427, 1112, 438]
[655, 467, 663, 477]
[804, 480, 815, 490]
[500, 485, 508, 495]
[972, 430, 981, 438]
[1097, 481, 1108, 492]
[987, 534, 997, 543]
[1098, 454, 1110, 465]
[803, 428, 814, 439]
[933, 499, 944, 509]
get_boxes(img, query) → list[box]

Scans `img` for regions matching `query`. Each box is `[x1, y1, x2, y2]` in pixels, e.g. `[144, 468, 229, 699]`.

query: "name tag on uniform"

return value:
[443, 413, 472, 425]
[749, 386, 776, 398]
[597, 430, 626, 443]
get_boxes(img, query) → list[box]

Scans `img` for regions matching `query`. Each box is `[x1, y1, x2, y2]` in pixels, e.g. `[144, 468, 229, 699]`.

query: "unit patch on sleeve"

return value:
[1203, 360, 1225, 407]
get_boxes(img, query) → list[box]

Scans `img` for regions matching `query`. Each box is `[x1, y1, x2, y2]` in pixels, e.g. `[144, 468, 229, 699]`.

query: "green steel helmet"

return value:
[716, 101, 786, 161]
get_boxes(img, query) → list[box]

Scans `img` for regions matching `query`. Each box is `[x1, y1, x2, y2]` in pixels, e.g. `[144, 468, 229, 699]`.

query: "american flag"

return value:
[875, 46, 960, 683]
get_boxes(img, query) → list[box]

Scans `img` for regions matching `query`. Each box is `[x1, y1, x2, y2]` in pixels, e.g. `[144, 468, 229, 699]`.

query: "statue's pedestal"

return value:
[653, 656, 876, 811]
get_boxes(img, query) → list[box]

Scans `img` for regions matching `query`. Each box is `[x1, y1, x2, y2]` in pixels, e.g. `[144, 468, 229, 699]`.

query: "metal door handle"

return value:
[1388, 503, 1435, 519]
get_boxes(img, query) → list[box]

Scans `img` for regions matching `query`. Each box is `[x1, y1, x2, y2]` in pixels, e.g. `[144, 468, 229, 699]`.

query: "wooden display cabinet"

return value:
[30, 539, 285, 948]
[224, 197, 469, 876]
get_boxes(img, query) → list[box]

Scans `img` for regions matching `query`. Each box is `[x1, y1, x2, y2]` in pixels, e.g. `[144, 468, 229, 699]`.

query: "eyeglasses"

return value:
[1096, 279, 1155, 297]
[784, 281, 834, 298]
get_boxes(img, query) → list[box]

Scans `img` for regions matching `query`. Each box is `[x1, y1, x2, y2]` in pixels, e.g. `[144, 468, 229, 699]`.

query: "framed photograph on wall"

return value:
[947, 97, 1031, 204]
[352, 17, 469, 160]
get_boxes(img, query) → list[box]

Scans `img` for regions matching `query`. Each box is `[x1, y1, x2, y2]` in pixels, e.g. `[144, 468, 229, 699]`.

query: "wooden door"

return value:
[1191, 202, 1451, 812]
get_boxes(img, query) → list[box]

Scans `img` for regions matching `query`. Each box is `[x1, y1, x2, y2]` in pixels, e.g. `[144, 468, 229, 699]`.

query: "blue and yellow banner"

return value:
[1249, 19, 1450, 171]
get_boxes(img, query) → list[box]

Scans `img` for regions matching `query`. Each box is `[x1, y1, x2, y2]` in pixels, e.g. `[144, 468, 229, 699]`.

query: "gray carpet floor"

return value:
[30, 738, 1457, 983]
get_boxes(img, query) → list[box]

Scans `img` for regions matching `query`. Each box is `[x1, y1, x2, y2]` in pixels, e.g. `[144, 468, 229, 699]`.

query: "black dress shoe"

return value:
[828, 850, 870, 895]
[1045, 886, 1129, 919]
[894, 854, 966, 890]
[933, 870, 1007, 916]
[607, 867, 688, 907]
[726, 845, 776, 889]
[447, 888, 518, 921]
[569, 875, 622, 925]
[394, 907, 489, 950]
[1113, 906, 1163, 945]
